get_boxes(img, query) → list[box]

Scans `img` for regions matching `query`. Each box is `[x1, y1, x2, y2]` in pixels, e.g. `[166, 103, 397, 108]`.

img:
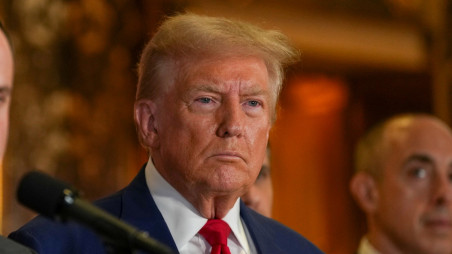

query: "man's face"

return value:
[0, 30, 13, 162]
[152, 56, 272, 201]
[375, 118, 452, 254]
[241, 152, 273, 217]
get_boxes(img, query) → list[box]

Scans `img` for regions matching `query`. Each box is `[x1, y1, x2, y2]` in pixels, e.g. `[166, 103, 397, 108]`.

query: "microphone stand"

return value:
[60, 190, 174, 254]
[17, 170, 174, 254]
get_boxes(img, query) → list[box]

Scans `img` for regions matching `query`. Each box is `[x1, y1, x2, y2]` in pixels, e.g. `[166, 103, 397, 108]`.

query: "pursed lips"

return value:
[423, 215, 452, 232]
[209, 152, 245, 162]
[425, 219, 452, 226]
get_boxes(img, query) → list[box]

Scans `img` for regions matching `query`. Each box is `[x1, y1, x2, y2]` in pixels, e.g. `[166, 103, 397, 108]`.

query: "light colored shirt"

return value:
[145, 158, 256, 254]
[357, 237, 381, 254]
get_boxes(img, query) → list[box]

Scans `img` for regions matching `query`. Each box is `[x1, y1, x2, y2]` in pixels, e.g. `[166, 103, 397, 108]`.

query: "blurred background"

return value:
[0, 0, 451, 253]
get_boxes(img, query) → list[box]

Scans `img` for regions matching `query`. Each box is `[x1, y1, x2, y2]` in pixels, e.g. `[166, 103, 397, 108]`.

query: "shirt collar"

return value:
[144, 158, 249, 251]
[358, 236, 381, 254]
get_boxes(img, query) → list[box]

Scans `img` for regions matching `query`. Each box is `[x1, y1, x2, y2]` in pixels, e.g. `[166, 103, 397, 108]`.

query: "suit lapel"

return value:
[240, 201, 284, 254]
[115, 168, 285, 254]
[118, 168, 178, 253]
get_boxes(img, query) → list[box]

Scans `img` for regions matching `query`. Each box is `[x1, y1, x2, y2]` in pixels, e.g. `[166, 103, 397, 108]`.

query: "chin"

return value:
[206, 178, 248, 195]
[418, 240, 452, 254]
[200, 165, 251, 190]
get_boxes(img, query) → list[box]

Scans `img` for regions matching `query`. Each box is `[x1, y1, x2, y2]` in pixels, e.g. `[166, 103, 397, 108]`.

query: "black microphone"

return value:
[17, 171, 173, 254]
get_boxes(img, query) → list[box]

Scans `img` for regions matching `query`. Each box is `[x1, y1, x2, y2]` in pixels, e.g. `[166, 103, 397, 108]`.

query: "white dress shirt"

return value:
[144, 158, 257, 254]
[357, 237, 381, 254]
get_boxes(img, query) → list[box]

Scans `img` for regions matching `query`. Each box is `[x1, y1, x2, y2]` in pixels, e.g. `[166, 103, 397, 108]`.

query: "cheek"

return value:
[246, 126, 270, 167]
[379, 184, 423, 222]
[179, 111, 217, 134]
[0, 112, 8, 159]
[391, 180, 429, 206]
[247, 122, 270, 144]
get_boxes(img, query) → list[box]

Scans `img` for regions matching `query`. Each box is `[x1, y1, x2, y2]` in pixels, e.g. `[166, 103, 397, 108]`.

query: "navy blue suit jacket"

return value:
[9, 168, 323, 254]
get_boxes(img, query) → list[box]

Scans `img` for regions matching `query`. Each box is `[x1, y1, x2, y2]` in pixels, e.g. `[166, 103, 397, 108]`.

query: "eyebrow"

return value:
[190, 83, 268, 97]
[191, 84, 222, 94]
[402, 154, 434, 166]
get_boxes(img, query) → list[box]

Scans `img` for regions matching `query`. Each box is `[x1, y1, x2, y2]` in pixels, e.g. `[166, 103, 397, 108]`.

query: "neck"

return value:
[366, 231, 404, 254]
[151, 156, 243, 219]
[367, 220, 406, 254]
[187, 192, 240, 219]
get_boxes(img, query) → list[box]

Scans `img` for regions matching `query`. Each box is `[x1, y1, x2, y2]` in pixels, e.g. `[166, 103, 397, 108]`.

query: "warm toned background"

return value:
[1, 1, 451, 254]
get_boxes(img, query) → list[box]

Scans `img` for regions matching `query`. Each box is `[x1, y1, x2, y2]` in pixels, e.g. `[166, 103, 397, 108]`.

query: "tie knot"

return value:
[199, 219, 231, 246]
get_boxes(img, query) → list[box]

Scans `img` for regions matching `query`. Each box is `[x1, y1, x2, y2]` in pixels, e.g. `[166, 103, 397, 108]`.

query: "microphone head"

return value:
[17, 171, 77, 218]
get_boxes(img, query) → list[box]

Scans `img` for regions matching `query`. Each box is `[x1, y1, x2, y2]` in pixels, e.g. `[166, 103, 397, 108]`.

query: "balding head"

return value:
[354, 114, 452, 180]
[351, 114, 452, 254]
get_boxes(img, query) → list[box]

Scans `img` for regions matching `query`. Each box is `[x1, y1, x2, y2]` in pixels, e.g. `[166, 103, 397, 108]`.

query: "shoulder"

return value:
[241, 205, 323, 253]
[8, 215, 103, 254]
[93, 188, 126, 216]
[8, 189, 128, 254]
[8, 168, 147, 254]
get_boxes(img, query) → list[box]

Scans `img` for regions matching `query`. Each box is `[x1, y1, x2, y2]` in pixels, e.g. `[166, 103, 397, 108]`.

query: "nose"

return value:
[432, 173, 452, 206]
[216, 100, 244, 138]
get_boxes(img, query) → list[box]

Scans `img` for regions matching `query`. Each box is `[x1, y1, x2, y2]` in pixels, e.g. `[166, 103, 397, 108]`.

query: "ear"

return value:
[350, 172, 379, 213]
[134, 99, 159, 149]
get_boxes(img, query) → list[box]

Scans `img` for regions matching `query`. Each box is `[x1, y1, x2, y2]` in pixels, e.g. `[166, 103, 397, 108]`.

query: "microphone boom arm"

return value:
[17, 171, 173, 254]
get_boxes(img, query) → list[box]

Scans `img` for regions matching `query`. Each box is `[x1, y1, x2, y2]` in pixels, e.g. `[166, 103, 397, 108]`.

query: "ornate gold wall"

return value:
[1, 0, 186, 235]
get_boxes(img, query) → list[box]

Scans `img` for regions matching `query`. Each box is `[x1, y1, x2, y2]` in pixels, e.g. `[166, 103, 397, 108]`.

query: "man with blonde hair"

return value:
[350, 114, 452, 254]
[11, 13, 323, 254]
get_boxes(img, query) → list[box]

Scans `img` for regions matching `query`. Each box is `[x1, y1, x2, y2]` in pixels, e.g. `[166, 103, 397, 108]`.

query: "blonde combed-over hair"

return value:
[136, 13, 300, 106]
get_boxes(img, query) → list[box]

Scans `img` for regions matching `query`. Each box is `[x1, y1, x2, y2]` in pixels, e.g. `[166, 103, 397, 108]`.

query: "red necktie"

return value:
[199, 219, 232, 254]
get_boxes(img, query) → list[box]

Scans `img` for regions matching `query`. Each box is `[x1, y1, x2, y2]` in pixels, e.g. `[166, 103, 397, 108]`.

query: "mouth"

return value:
[425, 219, 452, 226]
[424, 218, 452, 234]
[209, 152, 244, 162]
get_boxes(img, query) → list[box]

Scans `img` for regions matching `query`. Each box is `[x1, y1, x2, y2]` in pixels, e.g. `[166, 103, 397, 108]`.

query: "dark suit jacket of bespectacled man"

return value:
[350, 114, 452, 254]
[9, 13, 324, 254]
[0, 21, 37, 254]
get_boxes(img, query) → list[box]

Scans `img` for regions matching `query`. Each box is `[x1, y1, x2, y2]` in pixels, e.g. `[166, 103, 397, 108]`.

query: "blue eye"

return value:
[247, 100, 260, 107]
[197, 97, 212, 104]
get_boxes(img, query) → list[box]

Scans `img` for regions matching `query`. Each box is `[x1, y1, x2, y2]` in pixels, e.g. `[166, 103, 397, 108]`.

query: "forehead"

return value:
[0, 30, 13, 85]
[181, 56, 269, 84]
[384, 118, 452, 166]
